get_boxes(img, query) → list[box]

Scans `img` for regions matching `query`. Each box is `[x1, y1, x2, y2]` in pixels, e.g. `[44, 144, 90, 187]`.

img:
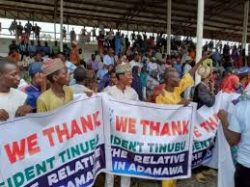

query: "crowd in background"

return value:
[1, 23, 250, 187]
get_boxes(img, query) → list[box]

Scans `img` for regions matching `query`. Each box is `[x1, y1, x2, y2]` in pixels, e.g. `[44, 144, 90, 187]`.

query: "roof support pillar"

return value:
[167, 0, 171, 55]
[195, 0, 205, 85]
[54, 23, 56, 41]
[60, 0, 63, 52]
[242, 0, 249, 61]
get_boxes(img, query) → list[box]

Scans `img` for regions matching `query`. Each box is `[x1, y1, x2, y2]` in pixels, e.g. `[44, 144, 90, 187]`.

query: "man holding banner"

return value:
[37, 58, 73, 113]
[104, 63, 138, 187]
[156, 55, 210, 187]
[0, 58, 32, 121]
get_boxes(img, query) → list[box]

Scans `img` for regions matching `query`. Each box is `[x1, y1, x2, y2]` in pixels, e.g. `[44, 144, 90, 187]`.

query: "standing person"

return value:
[97, 31, 105, 55]
[193, 65, 215, 109]
[33, 24, 41, 41]
[52, 41, 60, 56]
[28, 40, 37, 56]
[70, 41, 80, 66]
[103, 48, 115, 66]
[7, 49, 20, 64]
[102, 70, 118, 92]
[70, 66, 93, 94]
[19, 41, 28, 61]
[140, 66, 147, 101]
[130, 52, 142, 68]
[0, 58, 32, 121]
[37, 58, 73, 112]
[131, 66, 143, 100]
[98, 64, 114, 92]
[62, 26, 67, 40]
[104, 63, 138, 187]
[115, 31, 121, 55]
[87, 54, 99, 72]
[36, 41, 43, 54]
[24, 20, 32, 39]
[221, 68, 240, 93]
[56, 52, 77, 85]
[16, 22, 23, 41]
[43, 41, 51, 57]
[182, 56, 195, 100]
[9, 40, 18, 51]
[156, 56, 209, 187]
[22, 62, 47, 112]
[218, 101, 250, 187]
[70, 28, 76, 42]
[102, 48, 115, 78]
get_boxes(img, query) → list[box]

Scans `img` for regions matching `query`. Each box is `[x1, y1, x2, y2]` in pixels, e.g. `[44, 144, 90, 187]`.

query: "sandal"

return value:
[202, 169, 217, 177]
[195, 173, 208, 183]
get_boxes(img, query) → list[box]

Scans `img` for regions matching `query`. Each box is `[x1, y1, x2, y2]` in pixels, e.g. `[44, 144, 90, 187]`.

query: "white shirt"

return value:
[18, 79, 28, 90]
[65, 60, 77, 85]
[105, 85, 138, 101]
[229, 100, 250, 168]
[130, 60, 142, 68]
[0, 88, 27, 119]
[70, 84, 93, 94]
[147, 62, 158, 73]
[245, 83, 250, 95]
[103, 55, 114, 66]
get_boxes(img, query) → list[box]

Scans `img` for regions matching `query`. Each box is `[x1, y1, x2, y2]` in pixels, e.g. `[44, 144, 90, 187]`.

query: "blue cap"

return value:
[28, 62, 42, 76]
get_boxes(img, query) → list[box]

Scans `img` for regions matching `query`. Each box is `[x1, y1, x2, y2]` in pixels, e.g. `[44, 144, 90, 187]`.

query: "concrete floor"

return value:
[93, 173, 217, 187]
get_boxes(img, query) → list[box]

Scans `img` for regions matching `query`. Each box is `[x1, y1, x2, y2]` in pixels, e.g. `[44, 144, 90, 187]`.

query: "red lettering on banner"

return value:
[172, 121, 182, 135]
[71, 119, 82, 138]
[42, 111, 102, 146]
[160, 122, 170, 136]
[80, 115, 94, 132]
[56, 123, 70, 143]
[182, 120, 189, 134]
[4, 133, 40, 164]
[141, 119, 150, 135]
[140, 120, 189, 136]
[149, 121, 160, 135]
[194, 126, 202, 138]
[93, 111, 101, 127]
[200, 114, 219, 132]
[128, 118, 136, 134]
[116, 116, 136, 134]
[43, 127, 55, 146]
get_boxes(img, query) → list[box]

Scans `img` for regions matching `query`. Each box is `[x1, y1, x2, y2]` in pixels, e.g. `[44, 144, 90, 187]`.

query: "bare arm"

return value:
[218, 110, 241, 146]
[189, 55, 211, 77]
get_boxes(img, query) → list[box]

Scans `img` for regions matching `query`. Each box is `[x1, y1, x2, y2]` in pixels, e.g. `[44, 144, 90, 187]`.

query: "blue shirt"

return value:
[65, 61, 77, 85]
[43, 46, 51, 56]
[103, 55, 114, 66]
[24, 84, 41, 110]
[98, 73, 110, 92]
[173, 63, 182, 76]
[229, 100, 250, 168]
[28, 45, 36, 54]
[97, 69, 108, 80]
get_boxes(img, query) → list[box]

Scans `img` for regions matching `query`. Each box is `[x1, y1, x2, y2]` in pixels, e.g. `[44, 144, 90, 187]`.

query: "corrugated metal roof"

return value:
[0, 0, 248, 41]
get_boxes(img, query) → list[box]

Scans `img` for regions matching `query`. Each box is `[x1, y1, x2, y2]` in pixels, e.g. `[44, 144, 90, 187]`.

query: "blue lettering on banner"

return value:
[111, 146, 189, 178]
[24, 145, 105, 187]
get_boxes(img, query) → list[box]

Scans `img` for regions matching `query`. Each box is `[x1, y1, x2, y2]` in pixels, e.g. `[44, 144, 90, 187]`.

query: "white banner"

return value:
[0, 95, 105, 187]
[0, 92, 240, 187]
[103, 96, 196, 180]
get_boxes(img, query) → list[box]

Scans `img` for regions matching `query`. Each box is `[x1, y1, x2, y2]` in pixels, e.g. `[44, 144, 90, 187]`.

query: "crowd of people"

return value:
[1, 27, 250, 187]
[8, 19, 41, 42]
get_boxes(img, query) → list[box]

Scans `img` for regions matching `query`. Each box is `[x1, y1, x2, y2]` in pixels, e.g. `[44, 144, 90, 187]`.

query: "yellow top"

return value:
[156, 73, 194, 105]
[37, 86, 73, 112]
